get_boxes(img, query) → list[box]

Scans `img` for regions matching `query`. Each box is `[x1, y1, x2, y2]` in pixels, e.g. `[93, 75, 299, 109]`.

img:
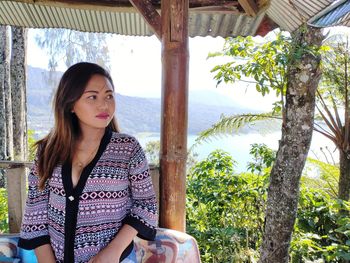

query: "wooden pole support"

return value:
[159, 0, 189, 231]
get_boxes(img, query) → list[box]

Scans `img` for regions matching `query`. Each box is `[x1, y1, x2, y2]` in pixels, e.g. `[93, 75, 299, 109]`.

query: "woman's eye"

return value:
[87, 95, 97, 100]
[106, 94, 114, 100]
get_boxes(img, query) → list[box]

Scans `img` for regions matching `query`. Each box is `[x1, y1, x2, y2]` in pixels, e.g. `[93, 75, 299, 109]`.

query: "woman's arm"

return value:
[35, 244, 56, 263]
[122, 139, 158, 239]
[18, 150, 52, 252]
[88, 224, 137, 263]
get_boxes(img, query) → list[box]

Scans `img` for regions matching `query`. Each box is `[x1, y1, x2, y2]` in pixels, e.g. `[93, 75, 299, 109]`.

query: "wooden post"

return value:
[149, 165, 160, 215]
[6, 165, 27, 233]
[159, 0, 189, 231]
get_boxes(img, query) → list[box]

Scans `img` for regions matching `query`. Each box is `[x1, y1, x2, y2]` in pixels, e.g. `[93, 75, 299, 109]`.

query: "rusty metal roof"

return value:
[0, 0, 348, 37]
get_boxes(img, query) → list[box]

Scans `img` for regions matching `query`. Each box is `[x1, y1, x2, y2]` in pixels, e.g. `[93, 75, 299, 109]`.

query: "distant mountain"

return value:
[27, 66, 258, 137]
[189, 89, 241, 107]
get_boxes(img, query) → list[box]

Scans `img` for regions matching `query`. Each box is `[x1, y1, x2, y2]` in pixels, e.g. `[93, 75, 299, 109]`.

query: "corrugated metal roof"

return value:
[0, 1, 153, 35]
[266, 0, 335, 32]
[313, 0, 350, 27]
[0, 0, 348, 37]
[0, 1, 265, 37]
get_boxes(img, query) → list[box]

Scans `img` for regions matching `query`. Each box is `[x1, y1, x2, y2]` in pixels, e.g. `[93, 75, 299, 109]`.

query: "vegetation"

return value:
[0, 188, 8, 233]
[315, 35, 350, 200]
[186, 146, 350, 262]
[195, 30, 350, 203]
[28, 129, 36, 161]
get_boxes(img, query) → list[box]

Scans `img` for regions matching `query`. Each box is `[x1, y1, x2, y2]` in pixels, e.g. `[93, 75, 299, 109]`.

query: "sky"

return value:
[27, 29, 279, 111]
[27, 26, 350, 112]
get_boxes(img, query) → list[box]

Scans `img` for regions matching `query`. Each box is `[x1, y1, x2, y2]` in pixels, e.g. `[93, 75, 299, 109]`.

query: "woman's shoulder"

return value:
[110, 132, 140, 144]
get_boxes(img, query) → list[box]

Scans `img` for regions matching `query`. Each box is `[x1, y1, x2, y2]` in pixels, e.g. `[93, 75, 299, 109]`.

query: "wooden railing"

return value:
[0, 160, 160, 233]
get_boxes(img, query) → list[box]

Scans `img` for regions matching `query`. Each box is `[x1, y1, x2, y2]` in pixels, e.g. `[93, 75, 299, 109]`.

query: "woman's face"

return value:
[72, 74, 116, 131]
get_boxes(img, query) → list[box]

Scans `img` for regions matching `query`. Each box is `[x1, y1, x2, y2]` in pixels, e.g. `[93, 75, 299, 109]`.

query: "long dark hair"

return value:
[36, 62, 119, 189]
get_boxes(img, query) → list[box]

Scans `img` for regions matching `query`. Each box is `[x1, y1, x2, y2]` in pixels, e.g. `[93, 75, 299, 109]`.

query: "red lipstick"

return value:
[96, 112, 109, 119]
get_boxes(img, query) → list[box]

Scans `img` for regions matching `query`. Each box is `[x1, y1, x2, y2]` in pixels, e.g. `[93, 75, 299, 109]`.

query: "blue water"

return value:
[137, 131, 337, 172]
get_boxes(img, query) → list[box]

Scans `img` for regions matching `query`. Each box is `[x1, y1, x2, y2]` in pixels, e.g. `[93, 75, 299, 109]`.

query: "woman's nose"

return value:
[98, 99, 108, 110]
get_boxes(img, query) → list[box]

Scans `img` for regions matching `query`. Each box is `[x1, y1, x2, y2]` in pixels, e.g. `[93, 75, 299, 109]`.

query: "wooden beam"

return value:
[129, 0, 162, 39]
[159, 0, 189, 231]
[238, 0, 258, 16]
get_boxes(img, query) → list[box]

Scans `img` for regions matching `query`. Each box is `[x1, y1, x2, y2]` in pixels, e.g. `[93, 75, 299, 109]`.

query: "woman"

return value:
[18, 62, 158, 263]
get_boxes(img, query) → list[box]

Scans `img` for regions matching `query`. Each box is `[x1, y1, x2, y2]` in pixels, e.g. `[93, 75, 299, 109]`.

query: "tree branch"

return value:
[313, 125, 337, 145]
[315, 104, 341, 141]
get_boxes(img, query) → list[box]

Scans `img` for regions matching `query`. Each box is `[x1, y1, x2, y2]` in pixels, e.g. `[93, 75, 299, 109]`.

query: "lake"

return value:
[137, 131, 337, 172]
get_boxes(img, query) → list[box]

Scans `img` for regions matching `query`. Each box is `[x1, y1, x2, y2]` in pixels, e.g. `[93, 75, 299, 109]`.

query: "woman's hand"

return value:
[87, 246, 120, 263]
[35, 244, 56, 263]
[88, 224, 137, 263]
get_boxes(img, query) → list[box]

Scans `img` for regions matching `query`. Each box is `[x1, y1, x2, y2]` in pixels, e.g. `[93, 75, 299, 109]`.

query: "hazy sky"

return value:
[27, 26, 350, 112]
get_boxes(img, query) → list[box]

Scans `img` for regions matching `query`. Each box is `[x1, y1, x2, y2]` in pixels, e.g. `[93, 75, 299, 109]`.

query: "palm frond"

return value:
[191, 113, 281, 150]
[304, 158, 339, 198]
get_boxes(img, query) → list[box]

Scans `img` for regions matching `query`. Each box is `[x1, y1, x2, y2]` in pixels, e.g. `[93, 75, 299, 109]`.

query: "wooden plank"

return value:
[6, 167, 27, 233]
[238, 0, 259, 16]
[159, 0, 189, 232]
[129, 0, 162, 39]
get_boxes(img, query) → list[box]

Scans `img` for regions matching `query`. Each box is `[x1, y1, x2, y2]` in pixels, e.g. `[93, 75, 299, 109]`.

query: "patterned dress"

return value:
[18, 129, 158, 263]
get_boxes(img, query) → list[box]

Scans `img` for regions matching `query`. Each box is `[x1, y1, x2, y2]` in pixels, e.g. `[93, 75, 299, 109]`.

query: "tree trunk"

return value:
[0, 25, 13, 161]
[338, 149, 350, 200]
[0, 26, 7, 161]
[11, 26, 28, 160]
[258, 25, 324, 263]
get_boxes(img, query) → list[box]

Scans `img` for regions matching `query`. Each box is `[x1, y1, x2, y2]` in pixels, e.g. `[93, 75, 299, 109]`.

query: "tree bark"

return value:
[0, 25, 13, 161]
[338, 149, 350, 200]
[11, 26, 28, 160]
[0, 26, 7, 161]
[259, 25, 324, 263]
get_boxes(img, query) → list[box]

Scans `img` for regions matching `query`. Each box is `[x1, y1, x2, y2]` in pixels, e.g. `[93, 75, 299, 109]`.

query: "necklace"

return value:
[74, 144, 99, 169]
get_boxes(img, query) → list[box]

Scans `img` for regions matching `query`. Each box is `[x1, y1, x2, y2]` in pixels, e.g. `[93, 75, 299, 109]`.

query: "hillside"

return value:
[27, 66, 260, 137]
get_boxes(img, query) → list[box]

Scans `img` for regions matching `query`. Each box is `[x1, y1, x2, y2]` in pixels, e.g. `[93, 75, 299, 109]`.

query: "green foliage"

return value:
[193, 113, 281, 147]
[303, 157, 339, 198]
[186, 145, 274, 262]
[291, 188, 350, 262]
[247, 143, 275, 175]
[193, 33, 291, 149]
[144, 140, 160, 165]
[186, 144, 350, 262]
[28, 129, 37, 161]
[0, 188, 9, 233]
[210, 33, 291, 113]
[319, 35, 350, 106]
[186, 150, 252, 262]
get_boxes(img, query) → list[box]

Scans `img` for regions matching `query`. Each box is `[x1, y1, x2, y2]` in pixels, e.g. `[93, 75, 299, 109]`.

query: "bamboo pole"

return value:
[159, 0, 189, 231]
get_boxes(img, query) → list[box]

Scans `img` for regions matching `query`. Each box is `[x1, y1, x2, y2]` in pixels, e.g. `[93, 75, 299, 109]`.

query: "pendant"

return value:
[68, 196, 75, 201]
